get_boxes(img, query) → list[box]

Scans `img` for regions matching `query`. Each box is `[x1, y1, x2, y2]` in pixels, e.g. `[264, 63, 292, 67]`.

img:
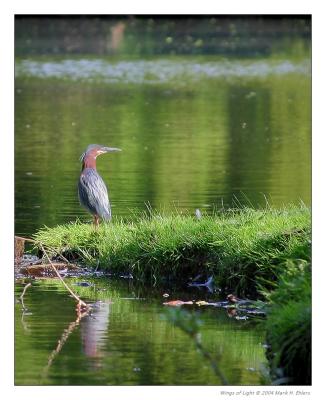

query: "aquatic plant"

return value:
[260, 259, 311, 385]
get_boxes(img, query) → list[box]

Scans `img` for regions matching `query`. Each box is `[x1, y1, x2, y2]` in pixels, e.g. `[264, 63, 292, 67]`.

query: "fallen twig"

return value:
[42, 242, 75, 266]
[40, 243, 89, 310]
[42, 307, 89, 377]
[15, 235, 89, 311]
[15, 235, 36, 244]
[20, 282, 31, 311]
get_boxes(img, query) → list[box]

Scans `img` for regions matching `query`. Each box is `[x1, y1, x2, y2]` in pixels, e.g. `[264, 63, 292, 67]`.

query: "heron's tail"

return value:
[102, 208, 112, 222]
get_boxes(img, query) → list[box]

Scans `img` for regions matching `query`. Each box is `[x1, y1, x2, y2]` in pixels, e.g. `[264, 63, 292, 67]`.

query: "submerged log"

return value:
[19, 263, 80, 277]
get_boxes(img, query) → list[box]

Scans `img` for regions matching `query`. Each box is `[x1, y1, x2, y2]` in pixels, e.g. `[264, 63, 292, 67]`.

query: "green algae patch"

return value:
[33, 205, 311, 295]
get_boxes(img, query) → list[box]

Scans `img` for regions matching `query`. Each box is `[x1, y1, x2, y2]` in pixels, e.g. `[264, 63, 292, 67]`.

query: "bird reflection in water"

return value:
[80, 300, 111, 364]
[43, 300, 111, 376]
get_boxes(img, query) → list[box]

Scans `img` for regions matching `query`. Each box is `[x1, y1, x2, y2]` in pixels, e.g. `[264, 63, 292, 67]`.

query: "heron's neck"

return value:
[82, 156, 97, 170]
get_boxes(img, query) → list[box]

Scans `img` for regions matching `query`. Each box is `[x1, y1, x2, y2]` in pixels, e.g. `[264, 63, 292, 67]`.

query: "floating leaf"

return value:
[163, 300, 193, 306]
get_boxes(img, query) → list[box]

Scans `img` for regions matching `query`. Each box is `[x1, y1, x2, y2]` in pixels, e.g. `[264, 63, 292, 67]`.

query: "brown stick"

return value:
[15, 235, 89, 310]
[39, 243, 89, 309]
[15, 235, 36, 244]
[42, 307, 88, 378]
[20, 282, 31, 310]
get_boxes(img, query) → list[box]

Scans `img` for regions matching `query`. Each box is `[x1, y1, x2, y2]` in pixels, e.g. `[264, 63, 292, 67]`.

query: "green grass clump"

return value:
[33, 205, 311, 295]
[261, 260, 311, 385]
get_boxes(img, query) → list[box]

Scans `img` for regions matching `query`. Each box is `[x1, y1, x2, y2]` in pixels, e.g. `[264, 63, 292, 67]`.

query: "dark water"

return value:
[14, 16, 311, 386]
[15, 278, 268, 385]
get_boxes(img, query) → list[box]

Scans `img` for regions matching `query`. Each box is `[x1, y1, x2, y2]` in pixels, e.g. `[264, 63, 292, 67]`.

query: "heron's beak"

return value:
[101, 147, 122, 153]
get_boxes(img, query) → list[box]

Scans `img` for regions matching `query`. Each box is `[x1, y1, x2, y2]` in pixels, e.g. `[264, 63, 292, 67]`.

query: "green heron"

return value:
[78, 144, 121, 227]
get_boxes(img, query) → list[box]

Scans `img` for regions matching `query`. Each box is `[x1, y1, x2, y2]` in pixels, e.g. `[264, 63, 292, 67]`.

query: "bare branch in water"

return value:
[20, 282, 31, 311]
[42, 307, 89, 377]
[14, 235, 89, 310]
[40, 243, 89, 309]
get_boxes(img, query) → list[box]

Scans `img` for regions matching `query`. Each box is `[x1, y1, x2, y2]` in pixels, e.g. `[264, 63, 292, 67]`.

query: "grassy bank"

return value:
[33, 205, 310, 294]
[32, 204, 311, 384]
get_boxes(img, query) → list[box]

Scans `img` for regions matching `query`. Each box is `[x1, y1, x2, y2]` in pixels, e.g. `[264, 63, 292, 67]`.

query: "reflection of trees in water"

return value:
[15, 280, 268, 385]
[223, 77, 311, 207]
[15, 72, 311, 236]
[225, 84, 273, 206]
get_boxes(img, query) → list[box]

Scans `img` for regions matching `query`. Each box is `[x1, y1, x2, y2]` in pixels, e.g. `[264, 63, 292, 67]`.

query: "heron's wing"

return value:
[78, 169, 111, 220]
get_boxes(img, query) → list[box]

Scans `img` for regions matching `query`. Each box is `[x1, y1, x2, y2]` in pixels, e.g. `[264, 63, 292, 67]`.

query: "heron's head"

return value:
[80, 144, 121, 163]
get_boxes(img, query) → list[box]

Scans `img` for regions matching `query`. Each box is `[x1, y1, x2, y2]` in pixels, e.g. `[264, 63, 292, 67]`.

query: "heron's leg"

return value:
[93, 215, 99, 229]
